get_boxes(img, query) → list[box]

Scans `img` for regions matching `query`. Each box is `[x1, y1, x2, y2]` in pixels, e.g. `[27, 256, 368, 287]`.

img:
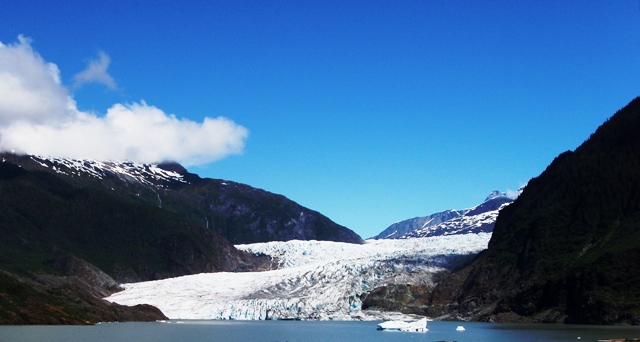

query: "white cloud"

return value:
[73, 51, 117, 90]
[0, 35, 76, 126]
[0, 36, 248, 166]
[506, 189, 521, 200]
[506, 182, 528, 200]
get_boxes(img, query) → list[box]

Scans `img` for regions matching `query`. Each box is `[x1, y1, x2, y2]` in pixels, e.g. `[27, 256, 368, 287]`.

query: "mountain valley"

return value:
[387, 97, 640, 325]
[2, 97, 640, 325]
[106, 234, 491, 320]
[0, 154, 360, 324]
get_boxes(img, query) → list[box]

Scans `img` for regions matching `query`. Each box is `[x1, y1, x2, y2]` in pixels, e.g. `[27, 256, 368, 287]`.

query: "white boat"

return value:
[377, 317, 428, 332]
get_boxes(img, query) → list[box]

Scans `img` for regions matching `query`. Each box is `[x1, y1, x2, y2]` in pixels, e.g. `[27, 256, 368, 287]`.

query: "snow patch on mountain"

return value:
[29, 155, 187, 187]
[374, 210, 464, 239]
[106, 233, 491, 320]
[401, 202, 510, 238]
[485, 189, 507, 201]
[374, 187, 526, 240]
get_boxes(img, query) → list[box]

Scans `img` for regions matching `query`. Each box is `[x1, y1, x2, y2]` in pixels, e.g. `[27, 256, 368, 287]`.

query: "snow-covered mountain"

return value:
[2, 153, 364, 245]
[373, 210, 465, 239]
[106, 233, 491, 320]
[373, 188, 525, 239]
[27, 155, 189, 188]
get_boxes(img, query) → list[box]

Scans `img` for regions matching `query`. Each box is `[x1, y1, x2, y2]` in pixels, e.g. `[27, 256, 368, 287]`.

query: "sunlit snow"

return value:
[106, 233, 491, 320]
[30, 155, 186, 186]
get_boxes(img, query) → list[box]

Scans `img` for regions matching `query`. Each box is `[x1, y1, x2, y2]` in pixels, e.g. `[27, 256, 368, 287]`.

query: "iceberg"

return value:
[377, 317, 428, 332]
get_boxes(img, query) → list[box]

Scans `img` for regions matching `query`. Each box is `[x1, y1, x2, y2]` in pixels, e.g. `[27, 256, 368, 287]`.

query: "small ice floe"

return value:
[456, 325, 465, 331]
[377, 317, 428, 332]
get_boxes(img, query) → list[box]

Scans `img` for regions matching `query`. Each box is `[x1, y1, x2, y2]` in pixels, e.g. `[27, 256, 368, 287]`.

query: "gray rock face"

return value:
[45, 255, 121, 298]
[0, 270, 168, 324]
[195, 179, 364, 244]
[361, 284, 430, 312]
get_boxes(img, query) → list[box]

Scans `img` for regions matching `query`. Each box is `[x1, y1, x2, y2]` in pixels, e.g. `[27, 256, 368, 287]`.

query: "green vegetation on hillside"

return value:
[422, 97, 640, 325]
[489, 97, 640, 291]
[442, 98, 640, 324]
[0, 162, 247, 281]
[3, 155, 364, 246]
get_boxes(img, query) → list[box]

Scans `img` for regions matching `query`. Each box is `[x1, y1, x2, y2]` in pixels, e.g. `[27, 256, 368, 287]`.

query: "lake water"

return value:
[1, 320, 639, 342]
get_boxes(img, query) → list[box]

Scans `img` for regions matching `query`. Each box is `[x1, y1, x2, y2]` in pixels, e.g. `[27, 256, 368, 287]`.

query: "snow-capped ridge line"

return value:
[484, 189, 507, 201]
[374, 186, 527, 240]
[30, 155, 188, 188]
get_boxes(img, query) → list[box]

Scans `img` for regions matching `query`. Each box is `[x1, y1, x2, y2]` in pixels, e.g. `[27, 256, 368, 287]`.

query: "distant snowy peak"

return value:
[29, 155, 187, 188]
[375, 187, 527, 240]
[400, 200, 511, 239]
[484, 184, 528, 201]
[373, 209, 464, 239]
[485, 189, 507, 201]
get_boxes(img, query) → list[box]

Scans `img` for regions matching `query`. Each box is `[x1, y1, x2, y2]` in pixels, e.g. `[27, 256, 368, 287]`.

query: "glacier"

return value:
[105, 233, 491, 320]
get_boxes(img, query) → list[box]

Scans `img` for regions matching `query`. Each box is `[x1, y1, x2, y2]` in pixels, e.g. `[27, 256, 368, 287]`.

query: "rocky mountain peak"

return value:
[484, 189, 507, 201]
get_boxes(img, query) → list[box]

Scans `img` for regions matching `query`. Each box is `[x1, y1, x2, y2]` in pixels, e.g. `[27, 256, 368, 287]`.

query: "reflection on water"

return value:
[1, 320, 639, 342]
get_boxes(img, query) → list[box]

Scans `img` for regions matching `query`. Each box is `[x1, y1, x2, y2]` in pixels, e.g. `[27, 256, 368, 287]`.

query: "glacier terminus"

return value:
[106, 234, 491, 320]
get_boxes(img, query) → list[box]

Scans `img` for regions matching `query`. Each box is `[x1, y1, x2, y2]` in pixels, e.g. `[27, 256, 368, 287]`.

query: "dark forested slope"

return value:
[0, 161, 271, 324]
[0, 151, 362, 324]
[423, 97, 640, 324]
[2, 155, 364, 245]
[0, 161, 270, 282]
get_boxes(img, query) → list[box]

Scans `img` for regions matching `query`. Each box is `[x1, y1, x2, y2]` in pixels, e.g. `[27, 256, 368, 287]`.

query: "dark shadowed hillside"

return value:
[0, 161, 271, 282]
[2, 154, 364, 245]
[0, 161, 273, 323]
[418, 97, 640, 325]
[0, 153, 362, 324]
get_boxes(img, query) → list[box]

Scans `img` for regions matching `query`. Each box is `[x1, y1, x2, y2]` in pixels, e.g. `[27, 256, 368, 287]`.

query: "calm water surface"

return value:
[1, 320, 639, 342]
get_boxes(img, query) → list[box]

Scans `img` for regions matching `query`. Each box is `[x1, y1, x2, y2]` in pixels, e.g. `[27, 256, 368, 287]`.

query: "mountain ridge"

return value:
[397, 96, 640, 325]
[3, 153, 364, 245]
[0, 153, 361, 324]
[373, 188, 523, 240]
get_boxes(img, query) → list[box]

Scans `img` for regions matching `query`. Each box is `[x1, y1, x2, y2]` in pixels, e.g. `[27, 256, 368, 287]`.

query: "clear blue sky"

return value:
[1, 1, 639, 238]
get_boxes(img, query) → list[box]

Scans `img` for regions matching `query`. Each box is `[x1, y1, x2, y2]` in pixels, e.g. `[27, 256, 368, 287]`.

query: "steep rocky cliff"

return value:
[0, 260, 168, 324]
